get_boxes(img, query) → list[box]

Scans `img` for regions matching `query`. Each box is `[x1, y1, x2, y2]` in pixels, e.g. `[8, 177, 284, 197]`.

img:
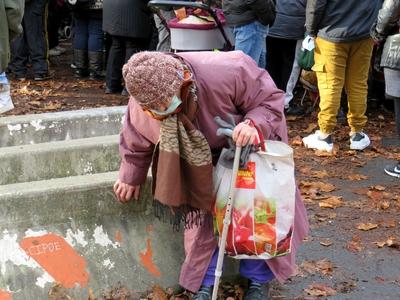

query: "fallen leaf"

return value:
[286, 115, 298, 121]
[152, 285, 168, 300]
[378, 114, 385, 120]
[300, 259, 333, 276]
[347, 174, 368, 181]
[304, 283, 336, 297]
[371, 185, 386, 191]
[304, 123, 318, 134]
[291, 135, 303, 146]
[319, 196, 343, 209]
[311, 170, 329, 179]
[357, 223, 378, 231]
[320, 239, 333, 247]
[346, 235, 363, 252]
[301, 181, 336, 193]
[379, 200, 390, 210]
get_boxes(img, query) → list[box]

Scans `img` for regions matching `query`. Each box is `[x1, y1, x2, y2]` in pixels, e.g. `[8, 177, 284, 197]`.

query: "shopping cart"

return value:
[148, 0, 234, 51]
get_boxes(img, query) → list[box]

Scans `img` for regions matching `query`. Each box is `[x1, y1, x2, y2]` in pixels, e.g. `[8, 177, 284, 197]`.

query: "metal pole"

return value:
[211, 145, 242, 300]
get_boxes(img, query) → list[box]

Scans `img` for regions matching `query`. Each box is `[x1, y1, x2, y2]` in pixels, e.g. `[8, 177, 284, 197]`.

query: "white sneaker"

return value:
[0, 83, 14, 114]
[49, 48, 62, 57]
[303, 130, 334, 152]
[350, 132, 370, 150]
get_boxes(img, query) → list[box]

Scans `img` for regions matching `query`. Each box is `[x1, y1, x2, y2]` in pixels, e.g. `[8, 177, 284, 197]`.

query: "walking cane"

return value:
[211, 145, 242, 300]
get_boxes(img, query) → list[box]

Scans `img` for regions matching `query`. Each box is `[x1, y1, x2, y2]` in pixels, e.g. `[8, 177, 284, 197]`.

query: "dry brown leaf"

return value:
[320, 239, 333, 247]
[353, 188, 369, 195]
[319, 196, 343, 209]
[301, 181, 335, 192]
[304, 123, 318, 134]
[346, 236, 363, 252]
[43, 102, 62, 110]
[347, 174, 368, 181]
[379, 200, 390, 210]
[378, 114, 385, 120]
[311, 170, 329, 178]
[357, 223, 378, 231]
[152, 285, 168, 300]
[304, 283, 336, 297]
[286, 115, 298, 121]
[367, 190, 384, 202]
[300, 259, 333, 276]
[291, 135, 303, 146]
[371, 185, 386, 191]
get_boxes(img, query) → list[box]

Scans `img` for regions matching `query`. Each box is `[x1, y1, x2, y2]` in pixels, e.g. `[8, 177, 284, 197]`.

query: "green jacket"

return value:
[0, 0, 24, 73]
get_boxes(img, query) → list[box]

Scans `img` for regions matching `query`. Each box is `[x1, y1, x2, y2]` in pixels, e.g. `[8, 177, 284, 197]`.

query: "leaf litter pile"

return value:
[8, 46, 400, 299]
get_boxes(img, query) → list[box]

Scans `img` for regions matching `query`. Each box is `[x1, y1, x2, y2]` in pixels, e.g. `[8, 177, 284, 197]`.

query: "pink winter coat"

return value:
[118, 51, 309, 292]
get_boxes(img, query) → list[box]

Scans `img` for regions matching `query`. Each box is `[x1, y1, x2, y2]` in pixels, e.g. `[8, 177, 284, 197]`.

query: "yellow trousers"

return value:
[312, 37, 373, 134]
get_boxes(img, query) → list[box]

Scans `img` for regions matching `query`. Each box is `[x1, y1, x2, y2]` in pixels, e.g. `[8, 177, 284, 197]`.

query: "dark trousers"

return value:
[106, 35, 148, 89]
[73, 14, 103, 52]
[12, 0, 49, 76]
[266, 37, 297, 91]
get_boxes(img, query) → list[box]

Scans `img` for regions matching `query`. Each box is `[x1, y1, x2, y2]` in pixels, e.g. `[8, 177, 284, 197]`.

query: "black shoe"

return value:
[105, 86, 123, 94]
[384, 163, 400, 178]
[284, 104, 305, 116]
[75, 68, 89, 78]
[34, 72, 52, 81]
[244, 281, 270, 300]
[192, 285, 212, 300]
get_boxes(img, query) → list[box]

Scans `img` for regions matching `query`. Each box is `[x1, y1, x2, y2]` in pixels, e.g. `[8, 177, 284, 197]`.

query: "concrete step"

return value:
[0, 172, 188, 298]
[0, 135, 120, 185]
[0, 171, 131, 227]
[0, 106, 126, 147]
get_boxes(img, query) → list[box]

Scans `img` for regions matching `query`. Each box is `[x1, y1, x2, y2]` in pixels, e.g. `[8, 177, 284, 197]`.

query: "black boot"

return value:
[88, 51, 104, 80]
[74, 49, 89, 78]
[192, 285, 212, 300]
[394, 97, 400, 136]
[244, 281, 270, 300]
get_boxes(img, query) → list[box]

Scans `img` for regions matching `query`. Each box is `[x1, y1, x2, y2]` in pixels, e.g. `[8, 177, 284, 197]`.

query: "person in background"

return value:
[371, 0, 400, 178]
[12, 0, 51, 81]
[113, 51, 309, 300]
[103, 0, 152, 95]
[303, 0, 382, 153]
[0, 0, 24, 114]
[70, 0, 104, 80]
[222, 0, 275, 68]
[266, 0, 306, 116]
[48, 0, 67, 57]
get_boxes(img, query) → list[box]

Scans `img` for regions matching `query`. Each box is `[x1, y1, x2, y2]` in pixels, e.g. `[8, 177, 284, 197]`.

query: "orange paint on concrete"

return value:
[19, 233, 89, 288]
[115, 230, 122, 243]
[0, 290, 12, 300]
[139, 238, 161, 278]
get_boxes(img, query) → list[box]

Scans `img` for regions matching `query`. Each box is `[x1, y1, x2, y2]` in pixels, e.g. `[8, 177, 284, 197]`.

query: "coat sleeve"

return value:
[232, 53, 287, 142]
[4, 0, 24, 41]
[305, 0, 327, 36]
[118, 102, 156, 186]
[247, 0, 275, 26]
[375, 0, 400, 35]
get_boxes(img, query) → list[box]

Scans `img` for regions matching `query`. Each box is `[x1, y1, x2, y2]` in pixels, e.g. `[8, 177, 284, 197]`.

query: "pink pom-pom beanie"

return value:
[122, 51, 184, 108]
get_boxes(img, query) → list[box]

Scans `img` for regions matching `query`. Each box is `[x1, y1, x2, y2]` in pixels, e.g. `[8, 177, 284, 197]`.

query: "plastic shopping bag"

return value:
[213, 140, 296, 259]
[298, 35, 315, 71]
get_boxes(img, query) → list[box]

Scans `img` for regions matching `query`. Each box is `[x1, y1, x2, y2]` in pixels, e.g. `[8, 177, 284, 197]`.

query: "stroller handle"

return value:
[148, 0, 233, 50]
[148, 0, 212, 12]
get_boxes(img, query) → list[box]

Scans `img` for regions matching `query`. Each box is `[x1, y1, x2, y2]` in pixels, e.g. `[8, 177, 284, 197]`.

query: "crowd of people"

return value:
[0, 0, 399, 299]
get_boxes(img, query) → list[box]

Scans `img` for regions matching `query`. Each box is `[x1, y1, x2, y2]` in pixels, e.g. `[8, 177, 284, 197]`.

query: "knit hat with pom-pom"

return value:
[122, 51, 184, 108]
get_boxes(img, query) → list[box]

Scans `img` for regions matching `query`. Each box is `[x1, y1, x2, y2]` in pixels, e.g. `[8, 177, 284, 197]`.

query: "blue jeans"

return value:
[202, 249, 274, 287]
[232, 21, 269, 68]
[73, 15, 103, 52]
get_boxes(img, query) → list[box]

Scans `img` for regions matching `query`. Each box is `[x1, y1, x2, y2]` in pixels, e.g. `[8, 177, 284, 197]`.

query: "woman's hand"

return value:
[232, 121, 259, 147]
[113, 179, 140, 203]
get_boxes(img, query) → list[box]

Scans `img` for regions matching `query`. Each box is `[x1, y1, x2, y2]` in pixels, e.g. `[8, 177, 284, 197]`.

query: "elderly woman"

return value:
[113, 51, 309, 299]
[371, 0, 400, 178]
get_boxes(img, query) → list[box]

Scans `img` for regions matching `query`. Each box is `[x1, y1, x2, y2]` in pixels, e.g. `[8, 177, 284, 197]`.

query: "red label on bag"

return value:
[236, 162, 256, 189]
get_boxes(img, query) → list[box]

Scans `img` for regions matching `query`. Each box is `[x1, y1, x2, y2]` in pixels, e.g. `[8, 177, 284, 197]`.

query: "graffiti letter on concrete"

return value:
[20, 233, 89, 288]
[0, 290, 11, 300]
[139, 238, 161, 278]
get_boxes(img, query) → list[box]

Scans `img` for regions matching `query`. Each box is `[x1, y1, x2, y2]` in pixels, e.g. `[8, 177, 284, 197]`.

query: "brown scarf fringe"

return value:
[153, 199, 213, 232]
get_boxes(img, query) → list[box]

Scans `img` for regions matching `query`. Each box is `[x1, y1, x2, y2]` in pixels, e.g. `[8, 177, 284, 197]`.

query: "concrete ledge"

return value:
[0, 135, 120, 185]
[0, 172, 239, 299]
[0, 106, 126, 147]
